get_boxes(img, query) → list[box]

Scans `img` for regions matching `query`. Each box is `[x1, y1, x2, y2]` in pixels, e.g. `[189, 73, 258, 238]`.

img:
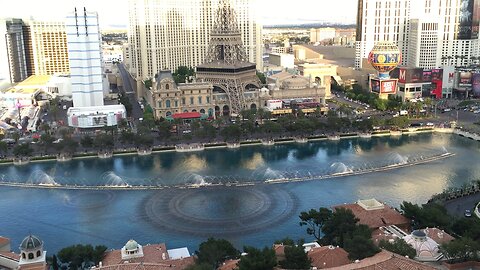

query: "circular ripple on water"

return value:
[63, 190, 115, 209]
[141, 186, 298, 236]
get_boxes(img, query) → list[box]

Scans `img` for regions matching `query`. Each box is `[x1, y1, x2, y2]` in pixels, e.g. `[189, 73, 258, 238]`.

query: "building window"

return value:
[206, 96, 210, 104]
[182, 98, 186, 105]
[198, 97, 202, 104]
[166, 100, 171, 108]
[190, 97, 194, 105]
[175, 100, 178, 107]
[158, 101, 162, 108]
[166, 84, 169, 90]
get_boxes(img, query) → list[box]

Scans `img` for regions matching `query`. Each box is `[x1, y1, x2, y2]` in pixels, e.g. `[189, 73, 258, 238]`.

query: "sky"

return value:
[0, 0, 357, 29]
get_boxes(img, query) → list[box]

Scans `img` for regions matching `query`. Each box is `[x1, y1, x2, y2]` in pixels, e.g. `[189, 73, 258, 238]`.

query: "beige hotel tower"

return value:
[127, 0, 263, 80]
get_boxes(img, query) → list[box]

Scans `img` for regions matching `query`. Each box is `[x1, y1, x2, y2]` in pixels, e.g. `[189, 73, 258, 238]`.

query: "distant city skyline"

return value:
[0, 0, 357, 29]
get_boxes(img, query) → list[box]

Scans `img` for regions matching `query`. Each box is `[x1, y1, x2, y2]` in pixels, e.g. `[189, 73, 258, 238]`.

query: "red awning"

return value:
[172, 112, 201, 119]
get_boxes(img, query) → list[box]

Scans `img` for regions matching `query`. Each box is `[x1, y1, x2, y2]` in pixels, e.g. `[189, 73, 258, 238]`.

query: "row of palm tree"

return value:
[441, 55, 480, 66]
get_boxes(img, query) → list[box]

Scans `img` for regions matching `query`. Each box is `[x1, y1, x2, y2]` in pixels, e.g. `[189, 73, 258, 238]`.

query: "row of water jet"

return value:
[26, 170, 60, 186]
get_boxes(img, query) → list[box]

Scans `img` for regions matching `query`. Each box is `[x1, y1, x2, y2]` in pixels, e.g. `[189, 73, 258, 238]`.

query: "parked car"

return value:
[465, 209, 472, 217]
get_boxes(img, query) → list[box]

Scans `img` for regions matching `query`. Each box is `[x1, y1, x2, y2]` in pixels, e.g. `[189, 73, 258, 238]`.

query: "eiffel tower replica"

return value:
[196, 0, 260, 115]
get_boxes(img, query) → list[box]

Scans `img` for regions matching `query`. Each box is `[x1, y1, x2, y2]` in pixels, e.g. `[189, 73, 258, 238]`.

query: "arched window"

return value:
[36, 250, 41, 257]
[28, 253, 34, 260]
[165, 84, 170, 90]
[22, 253, 26, 259]
[166, 100, 171, 108]
[200, 109, 205, 114]
[192, 109, 197, 112]
[166, 111, 172, 117]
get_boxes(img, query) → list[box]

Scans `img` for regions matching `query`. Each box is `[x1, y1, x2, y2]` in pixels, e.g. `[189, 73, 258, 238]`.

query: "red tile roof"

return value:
[308, 246, 350, 269]
[326, 250, 436, 270]
[100, 244, 194, 270]
[273, 244, 286, 262]
[0, 237, 10, 247]
[95, 260, 195, 270]
[172, 112, 201, 119]
[0, 251, 20, 261]
[218, 259, 239, 270]
[333, 202, 410, 229]
[423, 228, 454, 245]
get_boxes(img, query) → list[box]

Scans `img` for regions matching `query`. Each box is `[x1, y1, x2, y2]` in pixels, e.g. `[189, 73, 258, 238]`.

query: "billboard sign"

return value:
[472, 73, 480, 97]
[371, 78, 397, 94]
[473, 0, 480, 39]
[380, 79, 397, 94]
[431, 69, 443, 81]
[397, 68, 424, 83]
[422, 69, 432, 83]
[459, 71, 473, 87]
[458, 0, 475, 39]
[370, 78, 381, 93]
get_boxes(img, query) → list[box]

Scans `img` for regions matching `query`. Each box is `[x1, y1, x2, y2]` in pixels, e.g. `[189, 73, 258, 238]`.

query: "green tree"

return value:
[56, 138, 79, 154]
[220, 124, 242, 141]
[57, 244, 107, 270]
[94, 134, 114, 150]
[238, 246, 276, 270]
[321, 208, 359, 247]
[441, 237, 480, 262]
[58, 127, 73, 139]
[120, 130, 136, 144]
[279, 241, 311, 270]
[11, 132, 20, 143]
[256, 71, 266, 84]
[274, 237, 295, 246]
[51, 254, 59, 270]
[173, 66, 195, 83]
[158, 121, 173, 139]
[379, 239, 416, 258]
[451, 218, 480, 240]
[0, 141, 7, 156]
[400, 201, 450, 230]
[39, 122, 51, 134]
[80, 136, 94, 149]
[196, 238, 239, 267]
[261, 120, 282, 134]
[299, 207, 333, 242]
[13, 143, 33, 157]
[343, 234, 380, 260]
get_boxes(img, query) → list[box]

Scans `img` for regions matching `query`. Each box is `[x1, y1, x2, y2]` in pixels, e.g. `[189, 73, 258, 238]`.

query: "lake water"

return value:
[0, 133, 479, 254]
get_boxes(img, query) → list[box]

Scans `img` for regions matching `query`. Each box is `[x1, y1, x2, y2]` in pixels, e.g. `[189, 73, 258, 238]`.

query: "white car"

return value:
[426, 122, 434, 126]
[474, 110, 480, 114]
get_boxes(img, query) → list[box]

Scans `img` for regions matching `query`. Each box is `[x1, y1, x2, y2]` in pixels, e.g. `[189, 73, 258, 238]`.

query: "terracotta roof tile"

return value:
[273, 244, 286, 262]
[308, 246, 350, 269]
[0, 237, 10, 247]
[333, 203, 410, 229]
[0, 251, 20, 261]
[326, 250, 436, 270]
[218, 259, 239, 270]
[95, 259, 195, 270]
[423, 228, 454, 245]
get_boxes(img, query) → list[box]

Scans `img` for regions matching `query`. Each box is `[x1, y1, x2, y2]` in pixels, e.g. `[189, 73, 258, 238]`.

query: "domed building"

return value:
[19, 234, 47, 268]
[403, 230, 443, 261]
[120, 239, 144, 260]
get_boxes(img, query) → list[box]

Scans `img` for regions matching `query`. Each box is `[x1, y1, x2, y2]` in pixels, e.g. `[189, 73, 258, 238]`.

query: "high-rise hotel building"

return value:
[127, 0, 262, 80]
[355, 0, 480, 69]
[28, 20, 70, 75]
[65, 8, 105, 107]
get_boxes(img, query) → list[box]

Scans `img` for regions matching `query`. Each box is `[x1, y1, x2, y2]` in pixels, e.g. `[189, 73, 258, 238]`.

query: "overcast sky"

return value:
[0, 0, 357, 29]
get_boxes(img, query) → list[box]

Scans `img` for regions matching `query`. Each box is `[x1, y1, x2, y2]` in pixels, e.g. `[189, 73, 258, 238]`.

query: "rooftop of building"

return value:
[101, 243, 192, 268]
[333, 199, 410, 229]
[218, 259, 239, 270]
[16, 76, 52, 87]
[423, 227, 454, 245]
[0, 237, 10, 247]
[308, 245, 351, 269]
[327, 250, 436, 270]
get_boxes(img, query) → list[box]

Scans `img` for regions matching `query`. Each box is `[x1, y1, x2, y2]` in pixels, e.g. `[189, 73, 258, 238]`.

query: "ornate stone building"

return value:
[146, 71, 215, 119]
